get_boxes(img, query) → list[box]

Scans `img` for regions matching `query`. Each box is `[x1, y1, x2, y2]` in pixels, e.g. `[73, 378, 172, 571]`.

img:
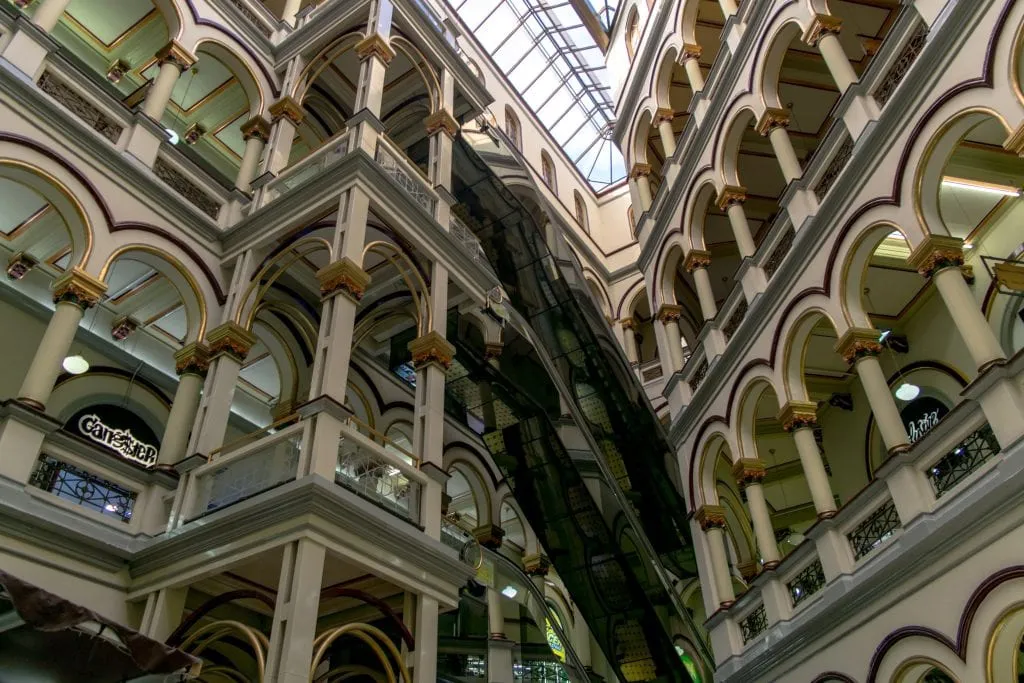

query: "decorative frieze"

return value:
[6, 252, 37, 280]
[694, 504, 727, 531]
[206, 322, 256, 363]
[732, 458, 767, 488]
[778, 401, 819, 433]
[355, 33, 396, 64]
[683, 250, 711, 273]
[155, 41, 196, 71]
[316, 257, 371, 301]
[153, 159, 220, 219]
[656, 303, 683, 323]
[174, 343, 210, 378]
[37, 72, 123, 143]
[716, 185, 748, 211]
[835, 327, 884, 365]
[755, 107, 791, 136]
[425, 110, 459, 138]
[241, 116, 271, 143]
[269, 96, 304, 126]
[804, 14, 843, 47]
[907, 235, 965, 279]
[52, 269, 106, 309]
[408, 331, 456, 370]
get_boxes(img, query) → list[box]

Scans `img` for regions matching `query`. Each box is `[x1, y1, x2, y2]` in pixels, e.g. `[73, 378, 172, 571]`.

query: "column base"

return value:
[816, 510, 838, 521]
[122, 111, 168, 167]
[762, 560, 780, 571]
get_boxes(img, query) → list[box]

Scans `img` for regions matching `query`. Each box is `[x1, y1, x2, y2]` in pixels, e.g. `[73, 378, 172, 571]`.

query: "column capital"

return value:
[408, 330, 456, 370]
[732, 458, 767, 488]
[653, 108, 675, 126]
[316, 257, 371, 302]
[716, 185, 748, 210]
[268, 96, 304, 126]
[620, 317, 638, 331]
[155, 40, 196, 70]
[523, 552, 552, 576]
[907, 234, 965, 279]
[629, 162, 652, 179]
[472, 523, 505, 550]
[206, 321, 256, 362]
[684, 249, 712, 273]
[656, 303, 683, 323]
[803, 14, 843, 47]
[52, 268, 107, 309]
[694, 504, 727, 531]
[755, 107, 791, 136]
[681, 43, 703, 62]
[355, 33, 396, 64]
[484, 342, 504, 360]
[834, 327, 884, 364]
[425, 109, 459, 138]
[777, 401, 818, 432]
[174, 342, 210, 378]
[240, 116, 271, 143]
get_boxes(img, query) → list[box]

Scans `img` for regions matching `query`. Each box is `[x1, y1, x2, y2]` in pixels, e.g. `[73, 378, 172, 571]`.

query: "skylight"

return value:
[584, 0, 618, 30]
[450, 0, 626, 192]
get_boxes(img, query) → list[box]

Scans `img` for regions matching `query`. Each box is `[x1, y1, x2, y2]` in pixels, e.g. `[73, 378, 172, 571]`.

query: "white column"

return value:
[142, 43, 193, 121]
[236, 117, 269, 192]
[413, 594, 440, 683]
[654, 109, 676, 158]
[157, 345, 208, 466]
[265, 539, 327, 683]
[734, 459, 780, 568]
[757, 108, 802, 183]
[264, 97, 303, 175]
[138, 586, 188, 642]
[717, 0, 738, 17]
[281, 0, 302, 26]
[718, 187, 757, 258]
[695, 506, 736, 607]
[685, 251, 717, 321]
[29, 0, 72, 32]
[187, 322, 256, 457]
[656, 304, 686, 373]
[621, 319, 639, 364]
[681, 44, 705, 92]
[630, 163, 654, 211]
[837, 330, 911, 453]
[779, 403, 837, 519]
[805, 17, 859, 93]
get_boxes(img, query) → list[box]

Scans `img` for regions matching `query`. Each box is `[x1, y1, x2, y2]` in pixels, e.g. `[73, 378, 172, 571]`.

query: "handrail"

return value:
[208, 413, 299, 460]
[272, 129, 350, 185]
[344, 415, 419, 466]
[340, 419, 426, 483]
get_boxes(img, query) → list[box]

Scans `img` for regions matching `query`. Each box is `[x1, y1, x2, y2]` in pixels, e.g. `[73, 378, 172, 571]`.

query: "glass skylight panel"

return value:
[451, 0, 626, 192]
[583, 0, 617, 30]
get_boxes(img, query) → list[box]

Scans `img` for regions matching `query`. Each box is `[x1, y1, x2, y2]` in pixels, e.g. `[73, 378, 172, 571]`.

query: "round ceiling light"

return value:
[62, 355, 89, 375]
[894, 382, 920, 402]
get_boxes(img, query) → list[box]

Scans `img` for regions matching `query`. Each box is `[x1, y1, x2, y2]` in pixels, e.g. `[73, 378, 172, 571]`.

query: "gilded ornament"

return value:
[241, 116, 271, 143]
[804, 14, 843, 47]
[755, 107, 791, 136]
[174, 343, 210, 378]
[732, 458, 767, 488]
[656, 303, 683, 323]
[484, 342, 503, 360]
[207, 322, 256, 363]
[6, 252, 37, 280]
[653, 108, 675, 126]
[425, 110, 459, 137]
[835, 327, 885, 365]
[716, 185, 748, 210]
[408, 331, 456, 370]
[473, 523, 504, 550]
[684, 250, 711, 273]
[51, 269, 106, 309]
[155, 41, 197, 71]
[316, 258, 371, 301]
[681, 43, 703, 62]
[629, 163, 652, 179]
[778, 401, 819, 432]
[355, 34, 396, 64]
[110, 315, 138, 341]
[184, 122, 205, 145]
[106, 59, 130, 84]
[694, 504, 727, 531]
[269, 96, 305, 126]
[524, 553, 552, 576]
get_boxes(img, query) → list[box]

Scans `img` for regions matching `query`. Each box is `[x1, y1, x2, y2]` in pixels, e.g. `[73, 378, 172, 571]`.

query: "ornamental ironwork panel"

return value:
[764, 228, 795, 280]
[38, 72, 123, 143]
[787, 559, 826, 606]
[153, 159, 221, 219]
[740, 604, 767, 644]
[375, 144, 437, 214]
[225, 0, 272, 37]
[875, 24, 928, 107]
[723, 299, 749, 342]
[814, 134, 854, 201]
[690, 358, 709, 393]
[641, 364, 663, 381]
[847, 499, 900, 560]
[928, 423, 1001, 497]
[336, 437, 420, 523]
[29, 453, 136, 523]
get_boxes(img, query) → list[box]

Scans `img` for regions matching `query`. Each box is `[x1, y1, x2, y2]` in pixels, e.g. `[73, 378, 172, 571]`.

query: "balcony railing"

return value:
[216, 0, 276, 38]
[786, 557, 825, 607]
[450, 214, 489, 268]
[845, 498, 900, 561]
[375, 135, 437, 214]
[264, 131, 350, 203]
[926, 423, 1001, 497]
[739, 604, 767, 644]
[29, 452, 137, 523]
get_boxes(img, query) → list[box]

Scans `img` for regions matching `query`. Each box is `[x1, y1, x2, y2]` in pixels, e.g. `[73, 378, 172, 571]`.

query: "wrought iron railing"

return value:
[927, 423, 1000, 497]
[787, 558, 826, 607]
[450, 214, 489, 267]
[764, 227, 795, 280]
[814, 133, 854, 201]
[874, 24, 928, 107]
[739, 604, 767, 644]
[154, 158, 221, 219]
[375, 138, 437, 214]
[37, 71, 123, 143]
[29, 454, 137, 523]
[847, 499, 900, 560]
[690, 357, 709, 393]
[722, 298, 748, 342]
[336, 429, 422, 523]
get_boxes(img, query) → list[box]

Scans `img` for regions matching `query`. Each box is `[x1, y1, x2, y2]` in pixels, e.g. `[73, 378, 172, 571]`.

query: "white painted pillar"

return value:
[265, 97, 303, 175]
[717, 0, 737, 17]
[30, 0, 72, 32]
[621, 319, 639, 364]
[265, 539, 327, 683]
[631, 164, 654, 211]
[681, 44, 705, 91]
[836, 329, 911, 453]
[805, 16, 859, 93]
[157, 345, 208, 466]
[779, 402, 837, 519]
[695, 506, 736, 607]
[654, 109, 676, 158]
[656, 304, 686, 372]
[718, 187, 757, 258]
[734, 459, 780, 568]
[236, 117, 269, 192]
[685, 250, 717, 321]
[281, 0, 302, 26]
[928, 262, 1004, 370]
[188, 322, 256, 457]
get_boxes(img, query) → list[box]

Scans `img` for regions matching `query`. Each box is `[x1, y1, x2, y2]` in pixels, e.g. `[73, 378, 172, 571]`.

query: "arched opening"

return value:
[720, 109, 786, 252]
[540, 150, 557, 192]
[688, 182, 743, 315]
[625, 8, 641, 61]
[504, 106, 522, 150]
[445, 463, 482, 529]
[573, 191, 589, 233]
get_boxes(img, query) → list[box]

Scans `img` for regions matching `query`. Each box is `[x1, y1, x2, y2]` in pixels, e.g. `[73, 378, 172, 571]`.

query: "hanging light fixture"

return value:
[62, 354, 89, 374]
[866, 289, 919, 402]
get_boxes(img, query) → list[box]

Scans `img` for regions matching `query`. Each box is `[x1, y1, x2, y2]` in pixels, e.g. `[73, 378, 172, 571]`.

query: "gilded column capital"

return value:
[269, 96, 305, 126]
[653, 108, 675, 126]
[110, 315, 138, 341]
[240, 116, 271, 143]
[681, 43, 703, 62]
[425, 110, 459, 137]
[523, 552, 552, 576]
[834, 327, 884, 364]
[473, 523, 505, 550]
[755, 107, 791, 136]
[694, 504, 727, 531]
[656, 303, 683, 323]
[803, 14, 843, 47]
[732, 458, 767, 488]
[684, 249, 712, 273]
[52, 268, 107, 309]
[778, 401, 819, 432]
[355, 33, 396, 64]
[316, 257, 371, 302]
[408, 330, 456, 370]
[484, 342, 504, 360]
[716, 185, 748, 210]
[620, 317, 638, 331]
[907, 235, 965, 279]
[207, 322, 257, 362]
[629, 162, 652, 179]
[174, 342, 211, 378]
[155, 41, 197, 70]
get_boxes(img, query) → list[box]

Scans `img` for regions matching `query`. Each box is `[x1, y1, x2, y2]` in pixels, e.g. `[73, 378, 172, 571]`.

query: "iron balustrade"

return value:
[266, 134, 350, 201]
[739, 604, 768, 644]
[787, 559, 826, 607]
[335, 433, 421, 523]
[37, 71, 123, 143]
[928, 423, 1001, 497]
[814, 134, 855, 201]
[29, 454, 136, 523]
[375, 140, 437, 214]
[875, 23, 929, 107]
[847, 499, 900, 560]
[153, 158, 221, 219]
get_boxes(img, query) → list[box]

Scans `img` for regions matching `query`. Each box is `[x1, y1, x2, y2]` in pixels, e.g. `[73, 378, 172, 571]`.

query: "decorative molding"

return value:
[1003, 121, 1024, 156]
[268, 96, 304, 126]
[240, 116, 270, 143]
[316, 257, 371, 301]
[629, 162, 652, 179]
[834, 327, 884, 364]
[425, 110, 459, 138]
[656, 303, 683, 323]
[523, 552, 552, 576]
[694, 504, 727, 531]
[110, 315, 138, 341]
[174, 343, 210, 378]
[907, 234, 964, 279]
[755, 107, 791, 136]
[681, 43, 703, 62]
[804, 14, 843, 47]
[408, 331, 456, 370]
[105, 59, 129, 84]
[155, 41, 196, 71]
[684, 249, 712, 273]
[620, 317, 638, 331]
[778, 401, 819, 432]
[206, 322, 256, 363]
[52, 268, 106, 309]
[355, 33, 396, 64]
[183, 122, 205, 145]
[6, 251, 37, 280]
[732, 458, 767, 488]
[716, 185, 748, 210]
[473, 523, 504, 550]
[484, 342, 503, 360]
[653, 108, 675, 126]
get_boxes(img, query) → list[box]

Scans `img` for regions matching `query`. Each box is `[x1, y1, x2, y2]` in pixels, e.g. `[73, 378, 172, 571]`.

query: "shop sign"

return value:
[66, 405, 161, 467]
[900, 396, 949, 444]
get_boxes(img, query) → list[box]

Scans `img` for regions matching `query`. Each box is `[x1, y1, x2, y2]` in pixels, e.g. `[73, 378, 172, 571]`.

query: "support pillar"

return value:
[123, 42, 195, 167]
[656, 304, 686, 374]
[157, 343, 209, 467]
[264, 97, 304, 175]
[265, 539, 327, 683]
[684, 250, 717, 321]
[733, 459, 780, 569]
[835, 329, 910, 455]
[717, 0, 737, 17]
[139, 586, 188, 643]
[187, 322, 256, 457]
[630, 163, 654, 212]
[620, 318, 639, 365]
[804, 15, 880, 138]
[717, 186, 757, 258]
[281, 0, 302, 26]
[779, 402, 836, 519]
[654, 108, 676, 158]
[681, 44, 705, 92]
[695, 505, 735, 607]
[352, 34, 395, 153]
[236, 117, 270, 192]
[756, 108, 802, 183]
[412, 594, 440, 683]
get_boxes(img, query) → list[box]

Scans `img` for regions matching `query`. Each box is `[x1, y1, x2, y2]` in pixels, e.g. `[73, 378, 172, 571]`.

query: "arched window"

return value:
[541, 150, 557, 191]
[573, 191, 589, 233]
[625, 8, 640, 61]
[504, 106, 521, 150]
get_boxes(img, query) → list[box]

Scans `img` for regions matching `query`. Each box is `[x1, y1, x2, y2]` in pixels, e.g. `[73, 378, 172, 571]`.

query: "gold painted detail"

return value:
[716, 185, 748, 210]
[484, 342, 503, 360]
[756, 107, 791, 136]
[681, 43, 703, 62]
[207, 322, 256, 362]
[106, 59, 130, 84]
[1003, 122, 1024, 156]
[907, 235, 965, 279]
[620, 317, 637, 331]
[408, 331, 456, 370]
[804, 14, 843, 47]
[732, 458, 767, 488]
[523, 553, 552, 576]
[110, 315, 138, 341]
[155, 41, 197, 71]
[52, 268, 107, 309]
[269, 96, 305, 126]
[994, 261, 1024, 292]
[629, 163, 652, 179]
[184, 122, 205, 145]
[316, 257, 371, 301]
[241, 116, 270, 143]
[425, 110, 459, 137]
[472, 523, 504, 550]
[778, 401, 818, 432]
[174, 342, 210, 377]
[355, 34, 396, 64]
[694, 504, 727, 531]
[6, 251, 37, 280]
[684, 249, 711, 273]
[656, 303, 683, 323]
[834, 327, 884, 364]
[653, 108, 675, 126]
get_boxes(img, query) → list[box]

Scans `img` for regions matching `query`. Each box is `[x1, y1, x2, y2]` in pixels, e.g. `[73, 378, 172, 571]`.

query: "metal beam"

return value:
[567, 0, 608, 51]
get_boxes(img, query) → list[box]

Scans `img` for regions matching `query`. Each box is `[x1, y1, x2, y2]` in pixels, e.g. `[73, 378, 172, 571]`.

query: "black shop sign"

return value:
[65, 405, 161, 466]
[899, 396, 949, 444]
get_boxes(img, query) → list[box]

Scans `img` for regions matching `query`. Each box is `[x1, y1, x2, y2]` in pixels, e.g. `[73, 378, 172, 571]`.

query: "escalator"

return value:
[435, 136, 712, 682]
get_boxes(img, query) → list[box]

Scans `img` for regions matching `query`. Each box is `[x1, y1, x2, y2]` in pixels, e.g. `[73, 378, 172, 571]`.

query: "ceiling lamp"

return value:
[500, 585, 518, 599]
[62, 355, 89, 375]
[895, 382, 920, 402]
[941, 177, 1020, 197]
[165, 129, 180, 145]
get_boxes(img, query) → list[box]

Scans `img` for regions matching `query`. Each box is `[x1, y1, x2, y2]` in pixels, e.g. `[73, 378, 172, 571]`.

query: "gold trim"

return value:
[240, 115, 270, 143]
[694, 504, 727, 530]
[803, 14, 843, 47]
[174, 342, 210, 377]
[155, 40, 196, 70]
[291, 32, 363, 101]
[237, 236, 333, 329]
[755, 107, 791, 136]
[362, 241, 431, 334]
[653, 107, 675, 126]
[777, 401, 818, 432]
[52, 268, 107, 308]
[680, 43, 703, 62]
[906, 234, 964, 279]
[62, 9, 160, 53]
[355, 33, 396, 64]
[316, 257, 371, 302]
[269, 96, 304, 125]
[834, 326, 883, 364]
[425, 110, 459, 137]
[207, 321, 257, 362]
[408, 330, 455, 370]
[656, 303, 683, 322]
[716, 185, 747, 210]
[629, 162, 652, 179]
[731, 458, 767, 487]
[684, 249, 711, 273]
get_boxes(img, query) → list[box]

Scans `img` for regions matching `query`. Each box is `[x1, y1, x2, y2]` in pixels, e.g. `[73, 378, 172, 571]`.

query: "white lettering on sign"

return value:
[77, 414, 158, 466]
[907, 409, 942, 444]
